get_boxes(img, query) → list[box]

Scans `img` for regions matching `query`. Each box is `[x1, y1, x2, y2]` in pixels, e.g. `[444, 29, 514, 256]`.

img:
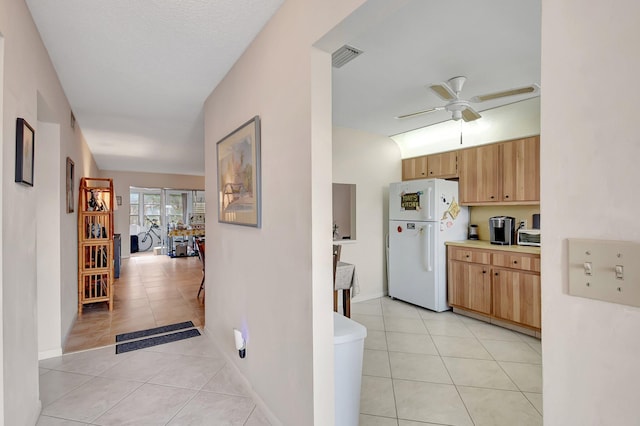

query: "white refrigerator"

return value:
[388, 179, 469, 311]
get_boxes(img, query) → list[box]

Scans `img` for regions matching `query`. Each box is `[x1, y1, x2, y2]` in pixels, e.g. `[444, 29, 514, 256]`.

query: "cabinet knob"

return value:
[466, 254, 470, 258]
[482, 270, 487, 274]
[505, 195, 510, 199]
[429, 171, 433, 174]
[495, 272, 499, 276]
[490, 195, 495, 199]
[513, 260, 518, 264]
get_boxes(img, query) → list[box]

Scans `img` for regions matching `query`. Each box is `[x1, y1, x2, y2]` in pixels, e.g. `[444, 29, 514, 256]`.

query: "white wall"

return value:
[393, 97, 540, 158]
[541, 1, 640, 424]
[100, 170, 204, 258]
[0, 0, 99, 422]
[36, 122, 62, 360]
[203, 0, 370, 423]
[333, 127, 401, 301]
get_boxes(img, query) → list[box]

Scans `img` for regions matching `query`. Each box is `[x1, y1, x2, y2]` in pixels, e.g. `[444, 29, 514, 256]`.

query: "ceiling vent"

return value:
[332, 45, 363, 68]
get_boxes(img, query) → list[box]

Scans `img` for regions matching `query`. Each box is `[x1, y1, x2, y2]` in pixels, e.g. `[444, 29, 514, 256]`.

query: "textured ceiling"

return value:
[26, 0, 284, 175]
[331, 0, 541, 137]
[26, 0, 540, 175]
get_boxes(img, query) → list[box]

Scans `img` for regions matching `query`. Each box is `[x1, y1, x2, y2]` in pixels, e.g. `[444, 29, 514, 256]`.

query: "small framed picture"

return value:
[116, 196, 122, 206]
[66, 157, 75, 213]
[15, 118, 35, 186]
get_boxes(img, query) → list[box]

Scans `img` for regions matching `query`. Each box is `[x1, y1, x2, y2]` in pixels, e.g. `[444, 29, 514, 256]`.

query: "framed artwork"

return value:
[66, 157, 75, 213]
[15, 118, 35, 186]
[216, 116, 261, 227]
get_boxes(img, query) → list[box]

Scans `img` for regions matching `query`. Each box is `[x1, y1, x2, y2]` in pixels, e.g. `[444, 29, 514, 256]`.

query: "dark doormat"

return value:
[115, 321, 195, 342]
[116, 328, 201, 354]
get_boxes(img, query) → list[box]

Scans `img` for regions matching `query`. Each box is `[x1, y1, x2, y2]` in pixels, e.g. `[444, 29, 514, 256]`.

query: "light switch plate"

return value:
[568, 239, 640, 307]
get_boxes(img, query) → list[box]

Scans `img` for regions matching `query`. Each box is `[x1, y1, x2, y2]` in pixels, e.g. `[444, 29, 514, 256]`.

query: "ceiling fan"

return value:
[396, 76, 540, 122]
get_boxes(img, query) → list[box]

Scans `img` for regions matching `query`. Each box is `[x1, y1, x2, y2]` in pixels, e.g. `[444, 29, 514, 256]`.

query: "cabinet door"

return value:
[427, 151, 458, 178]
[402, 156, 428, 180]
[501, 136, 540, 202]
[448, 261, 491, 314]
[492, 268, 541, 329]
[459, 144, 501, 204]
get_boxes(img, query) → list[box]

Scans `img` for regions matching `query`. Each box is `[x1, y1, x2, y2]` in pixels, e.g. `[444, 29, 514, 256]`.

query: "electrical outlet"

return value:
[519, 220, 527, 229]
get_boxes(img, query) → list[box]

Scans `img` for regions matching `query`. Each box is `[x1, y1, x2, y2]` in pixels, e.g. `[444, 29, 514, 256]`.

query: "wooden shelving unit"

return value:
[77, 177, 114, 314]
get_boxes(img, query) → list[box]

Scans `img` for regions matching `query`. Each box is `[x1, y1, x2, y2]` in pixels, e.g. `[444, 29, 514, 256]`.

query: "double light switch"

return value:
[568, 239, 640, 307]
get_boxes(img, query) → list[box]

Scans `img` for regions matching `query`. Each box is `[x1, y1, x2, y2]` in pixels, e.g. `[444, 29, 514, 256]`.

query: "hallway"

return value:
[64, 252, 205, 353]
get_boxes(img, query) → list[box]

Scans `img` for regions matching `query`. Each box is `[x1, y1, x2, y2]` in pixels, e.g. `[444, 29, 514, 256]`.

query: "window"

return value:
[166, 193, 185, 226]
[129, 192, 139, 226]
[143, 193, 161, 228]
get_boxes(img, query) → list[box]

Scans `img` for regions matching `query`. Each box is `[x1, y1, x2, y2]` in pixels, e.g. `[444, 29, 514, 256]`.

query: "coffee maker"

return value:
[489, 216, 515, 245]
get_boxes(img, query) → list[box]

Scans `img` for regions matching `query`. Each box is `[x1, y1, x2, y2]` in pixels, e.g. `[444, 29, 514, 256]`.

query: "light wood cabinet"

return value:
[402, 156, 428, 180]
[458, 136, 540, 205]
[501, 136, 540, 202]
[447, 244, 541, 331]
[78, 177, 114, 314]
[448, 259, 492, 315]
[402, 151, 458, 180]
[426, 151, 458, 179]
[492, 268, 541, 329]
[459, 143, 501, 203]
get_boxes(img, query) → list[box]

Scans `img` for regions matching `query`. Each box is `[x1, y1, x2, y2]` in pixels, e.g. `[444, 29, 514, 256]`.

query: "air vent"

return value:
[332, 45, 363, 68]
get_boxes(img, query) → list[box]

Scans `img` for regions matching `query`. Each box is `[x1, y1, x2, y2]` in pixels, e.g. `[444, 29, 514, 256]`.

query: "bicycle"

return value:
[137, 219, 163, 252]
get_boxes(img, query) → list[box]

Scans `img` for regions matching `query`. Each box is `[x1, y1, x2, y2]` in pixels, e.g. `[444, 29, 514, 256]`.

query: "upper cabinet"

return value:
[459, 136, 540, 205]
[501, 136, 540, 203]
[459, 143, 501, 203]
[426, 151, 458, 179]
[402, 156, 428, 180]
[402, 151, 458, 180]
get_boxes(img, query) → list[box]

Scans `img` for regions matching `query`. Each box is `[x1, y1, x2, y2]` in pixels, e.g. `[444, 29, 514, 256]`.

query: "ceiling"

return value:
[25, 0, 284, 175]
[331, 0, 541, 137]
[25, 0, 540, 176]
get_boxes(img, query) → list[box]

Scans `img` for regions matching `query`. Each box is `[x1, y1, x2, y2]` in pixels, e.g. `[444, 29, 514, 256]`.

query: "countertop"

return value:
[445, 240, 541, 255]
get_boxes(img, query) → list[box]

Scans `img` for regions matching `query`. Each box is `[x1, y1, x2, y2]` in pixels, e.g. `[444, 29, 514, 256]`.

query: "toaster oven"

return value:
[517, 229, 541, 246]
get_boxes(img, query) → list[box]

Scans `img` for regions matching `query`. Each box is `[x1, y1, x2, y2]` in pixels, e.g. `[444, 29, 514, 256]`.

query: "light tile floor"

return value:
[37, 332, 270, 425]
[65, 252, 205, 353]
[356, 297, 542, 426]
[45, 253, 542, 425]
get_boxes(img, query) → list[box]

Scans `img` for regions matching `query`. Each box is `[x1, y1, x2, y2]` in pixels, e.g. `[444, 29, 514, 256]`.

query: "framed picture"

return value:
[66, 157, 75, 213]
[15, 118, 35, 186]
[216, 116, 261, 227]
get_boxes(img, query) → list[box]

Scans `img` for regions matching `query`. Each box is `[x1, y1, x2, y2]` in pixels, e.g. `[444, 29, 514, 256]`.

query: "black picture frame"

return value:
[66, 157, 75, 213]
[216, 116, 261, 227]
[15, 118, 35, 186]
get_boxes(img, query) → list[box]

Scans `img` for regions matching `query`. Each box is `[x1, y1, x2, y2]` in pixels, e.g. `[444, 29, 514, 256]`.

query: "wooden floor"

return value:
[64, 251, 205, 353]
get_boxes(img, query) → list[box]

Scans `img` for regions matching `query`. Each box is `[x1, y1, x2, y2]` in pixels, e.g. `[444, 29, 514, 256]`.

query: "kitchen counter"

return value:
[445, 240, 541, 255]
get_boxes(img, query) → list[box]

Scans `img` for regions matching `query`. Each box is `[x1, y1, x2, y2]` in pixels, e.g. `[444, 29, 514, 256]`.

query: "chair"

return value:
[332, 244, 343, 315]
[196, 238, 205, 299]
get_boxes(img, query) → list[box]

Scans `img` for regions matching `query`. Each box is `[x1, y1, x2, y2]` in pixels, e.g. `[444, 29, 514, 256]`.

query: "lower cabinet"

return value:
[447, 245, 541, 331]
[492, 268, 541, 329]
[448, 261, 492, 315]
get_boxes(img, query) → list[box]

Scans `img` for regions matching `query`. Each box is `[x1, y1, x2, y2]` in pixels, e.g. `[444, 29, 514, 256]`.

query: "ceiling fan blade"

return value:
[429, 82, 457, 101]
[461, 107, 481, 122]
[395, 107, 444, 120]
[470, 84, 540, 103]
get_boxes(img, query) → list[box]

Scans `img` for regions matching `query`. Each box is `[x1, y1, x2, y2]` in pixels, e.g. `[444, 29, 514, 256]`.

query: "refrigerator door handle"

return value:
[426, 223, 433, 272]
[427, 187, 434, 220]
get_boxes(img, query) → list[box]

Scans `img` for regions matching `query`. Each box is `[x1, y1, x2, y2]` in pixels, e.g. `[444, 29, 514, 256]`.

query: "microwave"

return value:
[517, 229, 541, 246]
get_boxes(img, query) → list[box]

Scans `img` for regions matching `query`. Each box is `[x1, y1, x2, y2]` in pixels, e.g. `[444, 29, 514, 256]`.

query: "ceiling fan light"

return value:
[451, 110, 462, 121]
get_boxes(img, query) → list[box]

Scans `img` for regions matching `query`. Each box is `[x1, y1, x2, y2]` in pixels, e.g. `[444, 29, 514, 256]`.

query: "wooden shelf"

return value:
[78, 177, 114, 314]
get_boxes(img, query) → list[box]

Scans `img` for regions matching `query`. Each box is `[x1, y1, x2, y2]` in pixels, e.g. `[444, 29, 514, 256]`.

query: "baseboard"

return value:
[38, 348, 62, 360]
[202, 326, 282, 426]
[28, 399, 42, 425]
[349, 291, 386, 304]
